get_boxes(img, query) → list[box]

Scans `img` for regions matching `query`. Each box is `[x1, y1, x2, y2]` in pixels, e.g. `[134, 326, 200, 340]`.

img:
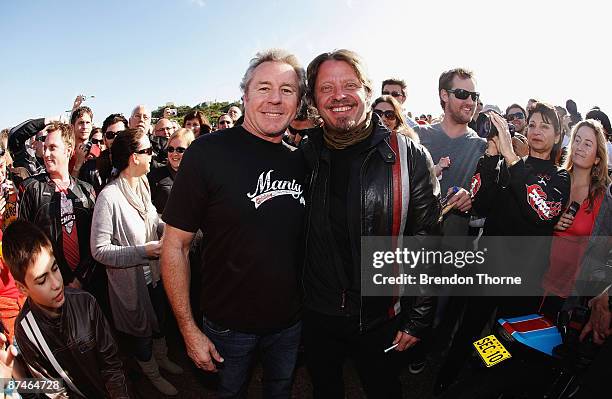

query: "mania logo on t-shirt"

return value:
[247, 169, 304, 209]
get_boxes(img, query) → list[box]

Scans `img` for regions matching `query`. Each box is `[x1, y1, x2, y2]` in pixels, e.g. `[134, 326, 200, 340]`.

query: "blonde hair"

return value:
[563, 119, 610, 211]
[167, 128, 195, 148]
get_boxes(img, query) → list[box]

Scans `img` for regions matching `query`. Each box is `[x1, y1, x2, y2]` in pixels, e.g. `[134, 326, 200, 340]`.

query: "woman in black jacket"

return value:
[147, 128, 195, 214]
[435, 103, 571, 395]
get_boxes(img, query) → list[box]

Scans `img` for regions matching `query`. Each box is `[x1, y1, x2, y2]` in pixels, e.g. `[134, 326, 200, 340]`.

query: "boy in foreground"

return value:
[2, 220, 131, 398]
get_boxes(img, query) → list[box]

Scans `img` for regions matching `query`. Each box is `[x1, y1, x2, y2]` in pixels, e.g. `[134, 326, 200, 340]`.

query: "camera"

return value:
[167, 108, 177, 117]
[83, 140, 93, 153]
[476, 111, 516, 139]
[566, 201, 580, 217]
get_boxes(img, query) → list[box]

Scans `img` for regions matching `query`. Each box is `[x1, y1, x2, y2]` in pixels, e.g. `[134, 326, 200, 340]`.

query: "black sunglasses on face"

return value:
[446, 88, 479, 101]
[35, 135, 47, 142]
[506, 112, 525, 122]
[373, 109, 397, 120]
[382, 90, 404, 98]
[219, 120, 231, 125]
[91, 138, 104, 145]
[105, 131, 118, 140]
[167, 146, 186, 154]
[134, 147, 153, 155]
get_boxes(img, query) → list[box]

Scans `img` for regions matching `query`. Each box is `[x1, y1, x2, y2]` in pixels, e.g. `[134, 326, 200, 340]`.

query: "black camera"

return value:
[83, 140, 93, 153]
[476, 111, 516, 139]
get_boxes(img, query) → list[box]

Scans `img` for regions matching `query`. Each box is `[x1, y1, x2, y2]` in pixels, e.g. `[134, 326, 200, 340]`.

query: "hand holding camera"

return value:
[164, 108, 178, 118]
[488, 112, 519, 165]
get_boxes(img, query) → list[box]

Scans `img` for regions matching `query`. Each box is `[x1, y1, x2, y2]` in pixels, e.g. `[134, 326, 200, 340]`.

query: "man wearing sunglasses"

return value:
[415, 68, 486, 229]
[78, 113, 127, 195]
[216, 113, 234, 130]
[505, 103, 528, 135]
[382, 77, 419, 129]
[414, 68, 487, 391]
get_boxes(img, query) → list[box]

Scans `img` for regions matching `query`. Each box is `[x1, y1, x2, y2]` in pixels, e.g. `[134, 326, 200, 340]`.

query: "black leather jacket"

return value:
[15, 289, 131, 398]
[301, 116, 441, 336]
[18, 174, 97, 286]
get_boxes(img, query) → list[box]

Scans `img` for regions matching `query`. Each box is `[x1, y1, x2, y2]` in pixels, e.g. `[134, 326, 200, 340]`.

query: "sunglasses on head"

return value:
[446, 88, 479, 101]
[167, 146, 186, 154]
[35, 135, 47, 142]
[105, 131, 118, 140]
[134, 147, 153, 155]
[91, 138, 104, 145]
[382, 90, 404, 98]
[506, 112, 525, 122]
[373, 109, 397, 120]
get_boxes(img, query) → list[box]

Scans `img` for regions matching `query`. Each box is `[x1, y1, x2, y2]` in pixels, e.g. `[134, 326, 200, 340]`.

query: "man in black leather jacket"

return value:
[3, 220, 131, 398]
[18, 122, 99, 293]
[301, 49, 441, 399]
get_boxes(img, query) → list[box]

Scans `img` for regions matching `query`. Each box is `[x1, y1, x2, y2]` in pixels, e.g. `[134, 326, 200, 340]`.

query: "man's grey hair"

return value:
[240, 49, 306, 101]
[131, 104, 150, 117]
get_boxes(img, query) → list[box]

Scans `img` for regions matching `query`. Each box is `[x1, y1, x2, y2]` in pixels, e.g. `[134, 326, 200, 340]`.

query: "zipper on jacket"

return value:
[357, 147, 378, 333]
[301, 156, 319, 301]
[341, 289, 347, 310]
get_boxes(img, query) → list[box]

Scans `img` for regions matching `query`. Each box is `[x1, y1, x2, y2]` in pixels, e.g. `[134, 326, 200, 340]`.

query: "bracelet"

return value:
[507, 156, 521, 167]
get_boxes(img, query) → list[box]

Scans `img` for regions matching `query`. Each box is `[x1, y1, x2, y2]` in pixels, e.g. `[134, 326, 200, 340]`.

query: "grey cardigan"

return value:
[90, 178, 161, 337]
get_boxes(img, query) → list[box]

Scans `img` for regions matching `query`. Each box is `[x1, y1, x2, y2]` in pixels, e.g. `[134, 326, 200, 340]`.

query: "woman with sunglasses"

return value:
[148, 128, 195, 214]
[541, 119, 610, 305]
[91, 128, 181, 396]
[88, 127, 106, 155]
[372, 95, 419, 142]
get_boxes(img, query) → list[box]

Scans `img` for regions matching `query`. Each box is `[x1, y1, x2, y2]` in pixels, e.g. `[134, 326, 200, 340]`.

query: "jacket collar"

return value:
[302, 113, 394, 166]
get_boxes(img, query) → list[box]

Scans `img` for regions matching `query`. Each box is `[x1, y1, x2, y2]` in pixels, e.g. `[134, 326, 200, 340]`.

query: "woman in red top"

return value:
[543, 119, 610, 298]
[0, 229, 27, 343]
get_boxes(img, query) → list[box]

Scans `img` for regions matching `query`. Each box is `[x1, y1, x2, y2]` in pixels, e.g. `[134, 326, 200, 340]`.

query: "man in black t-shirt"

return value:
[161, 49, 306, 398]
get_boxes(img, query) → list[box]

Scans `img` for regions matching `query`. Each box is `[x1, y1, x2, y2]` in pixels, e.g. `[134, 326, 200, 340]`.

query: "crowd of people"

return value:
[0, 47, 610, 399]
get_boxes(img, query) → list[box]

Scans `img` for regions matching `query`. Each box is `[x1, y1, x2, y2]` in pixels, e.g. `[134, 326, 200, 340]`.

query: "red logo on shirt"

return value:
[526, 184, 562, 220]
[470, 173, 481, 197]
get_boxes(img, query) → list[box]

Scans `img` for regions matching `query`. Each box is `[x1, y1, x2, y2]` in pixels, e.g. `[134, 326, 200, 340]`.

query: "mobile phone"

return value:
[567, 201, 580, 217]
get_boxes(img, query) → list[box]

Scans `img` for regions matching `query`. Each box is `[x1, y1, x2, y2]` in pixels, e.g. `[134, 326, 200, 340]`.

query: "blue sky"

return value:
[1, 0, 610, 127]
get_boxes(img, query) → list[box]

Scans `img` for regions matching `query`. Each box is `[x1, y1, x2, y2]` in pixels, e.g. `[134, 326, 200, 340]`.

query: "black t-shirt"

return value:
[162, 126, 305, 333]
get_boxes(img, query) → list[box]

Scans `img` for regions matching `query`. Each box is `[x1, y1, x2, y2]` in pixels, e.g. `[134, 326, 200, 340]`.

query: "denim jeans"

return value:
[201, 316, 301, 399]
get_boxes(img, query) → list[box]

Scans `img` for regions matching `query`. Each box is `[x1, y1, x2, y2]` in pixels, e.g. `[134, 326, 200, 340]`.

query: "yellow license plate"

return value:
[473, 334, 512, 367]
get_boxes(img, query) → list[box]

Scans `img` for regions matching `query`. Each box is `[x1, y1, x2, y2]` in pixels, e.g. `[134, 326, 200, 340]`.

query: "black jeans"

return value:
[302, 309, 402, 399]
